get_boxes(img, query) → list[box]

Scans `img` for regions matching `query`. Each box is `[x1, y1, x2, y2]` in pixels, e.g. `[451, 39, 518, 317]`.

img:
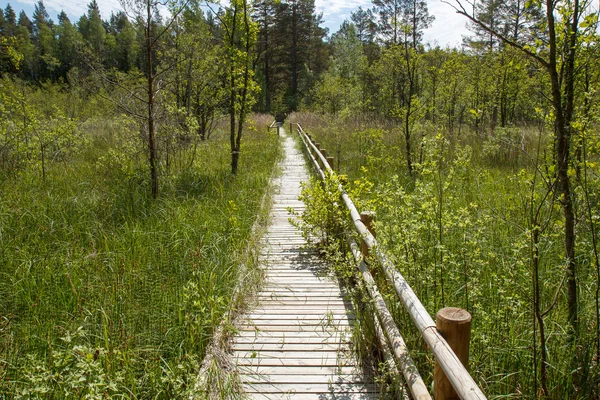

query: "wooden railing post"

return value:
[359, 211, 375, 258]
[326, 156, 334, 171]
[434, 307, 472, 400]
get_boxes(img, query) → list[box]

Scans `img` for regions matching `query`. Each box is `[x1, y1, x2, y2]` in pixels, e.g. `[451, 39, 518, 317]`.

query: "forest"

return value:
[0, 0, 599, 398]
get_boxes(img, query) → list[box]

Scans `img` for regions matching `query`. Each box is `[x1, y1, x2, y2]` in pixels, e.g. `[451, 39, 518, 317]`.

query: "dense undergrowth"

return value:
[0, 78, 280, 398]
[290, 111, 600, 398]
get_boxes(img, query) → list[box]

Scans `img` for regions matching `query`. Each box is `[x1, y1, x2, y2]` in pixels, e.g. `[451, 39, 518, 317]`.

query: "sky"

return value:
[0, 0, 470, 47]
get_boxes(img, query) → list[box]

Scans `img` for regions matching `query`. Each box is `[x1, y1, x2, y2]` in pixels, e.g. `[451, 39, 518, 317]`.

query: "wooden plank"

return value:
[243, 383, 375, 394]
[236, 331, 348, 339]
[241, 318, 352, 325]
[238, 366, 359, 375]
[264, 277, 332, 281]
[241, 374, 364, 384]
[254, 297, 348, 303]
[260, 287, 346, 293]
[255, 298, 350, 304]
[246, 393, 378, 400]
[252, 306, 350, 313]
[247, 312, 354, 319]
[257, 292, 347, 297]
[235, 336, 350, 344]
[235, 357, 355, 366]
[233, 343, 351, 352]
[237, 324, 350, 332]
[254, 298, 349, 304]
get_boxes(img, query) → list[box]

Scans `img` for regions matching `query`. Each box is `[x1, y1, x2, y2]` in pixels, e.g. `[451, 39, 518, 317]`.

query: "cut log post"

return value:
[320, 149, 328, 168]
[434, 307, 472, 400]
[326, 156, 334, 171]
[359, 211, 376, 258]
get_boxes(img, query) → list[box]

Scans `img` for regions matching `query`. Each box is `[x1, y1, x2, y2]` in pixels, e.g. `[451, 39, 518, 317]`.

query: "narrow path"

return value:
[233, 130, 377, 399]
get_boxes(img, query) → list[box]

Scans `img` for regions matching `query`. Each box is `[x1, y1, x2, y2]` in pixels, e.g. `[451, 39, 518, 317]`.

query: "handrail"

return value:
[293, 123, 487, 400]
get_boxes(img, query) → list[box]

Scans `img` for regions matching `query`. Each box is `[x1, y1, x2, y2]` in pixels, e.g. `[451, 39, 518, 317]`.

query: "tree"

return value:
[4, 5, 17, 37]
[15, 12, 35, 79]
[351, 7, 379, 63]
[266, 0, 328, 111]
[18, 11, 33, 34]
[120, 0, 190, 198]
[56, 12, 83, 79]
[403, 0, 434, 49]
[252, 0, 276, 112]
[79, 0, 106, 57]
[32, 2, 58, 80]
[351, 7, 377, 45]
[313, 22, 364, 116]
[104, 11, 139, 71]
[221, 0, 259, 174]
[165, 5, 224, 142]
[32, 0, 52, 36]
[372, 0, 404, 45]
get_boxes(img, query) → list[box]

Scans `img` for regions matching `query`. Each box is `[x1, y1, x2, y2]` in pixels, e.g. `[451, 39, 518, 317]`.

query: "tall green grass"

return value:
[290, 111, 600, 398]
[0, 113, 280, 398]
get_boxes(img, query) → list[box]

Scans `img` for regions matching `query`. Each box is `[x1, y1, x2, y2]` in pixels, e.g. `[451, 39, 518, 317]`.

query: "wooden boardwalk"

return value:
[233, 130, 377, 399]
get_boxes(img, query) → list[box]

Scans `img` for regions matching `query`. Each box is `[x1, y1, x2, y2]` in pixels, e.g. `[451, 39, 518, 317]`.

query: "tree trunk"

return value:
[263, 5, 271, 113]
[546, 0, 578, 336]
[147, 0, 158, 199]
[291, 0, 298, 105]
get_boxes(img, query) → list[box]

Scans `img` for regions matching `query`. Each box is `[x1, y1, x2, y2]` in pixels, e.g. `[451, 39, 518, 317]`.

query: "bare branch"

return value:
[441, 0, 550, 68]
[151, 0, 192, 48]
[541, 272, 567, 317]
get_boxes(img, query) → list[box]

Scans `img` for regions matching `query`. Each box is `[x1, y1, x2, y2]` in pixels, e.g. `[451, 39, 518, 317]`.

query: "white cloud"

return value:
[424, 0, 469, 47]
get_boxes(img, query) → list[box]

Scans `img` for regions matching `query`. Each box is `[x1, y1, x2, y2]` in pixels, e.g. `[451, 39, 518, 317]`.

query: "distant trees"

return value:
[252, 0, 328, 113]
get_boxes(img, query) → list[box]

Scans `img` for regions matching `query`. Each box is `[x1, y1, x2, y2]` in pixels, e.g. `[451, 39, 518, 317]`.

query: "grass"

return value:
[0, 110, 281, 398]
[289, 111, 600, 398]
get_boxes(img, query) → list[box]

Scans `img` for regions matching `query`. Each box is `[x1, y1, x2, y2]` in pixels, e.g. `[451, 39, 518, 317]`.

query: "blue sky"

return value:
[0, 0, 469, 47]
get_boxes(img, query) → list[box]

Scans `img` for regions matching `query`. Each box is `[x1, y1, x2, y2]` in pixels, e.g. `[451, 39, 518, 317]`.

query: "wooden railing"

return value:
[292, 122, 487, 400]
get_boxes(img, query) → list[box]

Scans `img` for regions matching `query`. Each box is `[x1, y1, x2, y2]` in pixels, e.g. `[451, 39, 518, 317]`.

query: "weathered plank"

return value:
[238, 366, 359, 375]
[244, 383, 375, 394]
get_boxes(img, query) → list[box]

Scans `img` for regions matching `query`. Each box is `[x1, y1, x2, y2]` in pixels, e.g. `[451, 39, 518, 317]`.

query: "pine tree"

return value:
[252, 0, 276, 112]
[351, 7, 377, 45]
[32, 0, 52, 37]
[372, 0, 404, 45]
[4, 5, 17, 36]
[18, 11, 33, 34]
[79, 0, 106, 56]
[402, 0, 434, 49]
[56, 11, 83, 78]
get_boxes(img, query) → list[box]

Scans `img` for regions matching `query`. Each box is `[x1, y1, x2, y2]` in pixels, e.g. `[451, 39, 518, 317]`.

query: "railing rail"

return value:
[293, 123, 487, 400]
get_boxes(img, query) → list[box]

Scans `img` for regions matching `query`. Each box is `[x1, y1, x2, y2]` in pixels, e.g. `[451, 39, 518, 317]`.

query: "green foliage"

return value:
[0, 78, 89, 178]
[0, 78, 280, 397]
[294, 173, 349, 247]
[294, 113, 600, 398]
